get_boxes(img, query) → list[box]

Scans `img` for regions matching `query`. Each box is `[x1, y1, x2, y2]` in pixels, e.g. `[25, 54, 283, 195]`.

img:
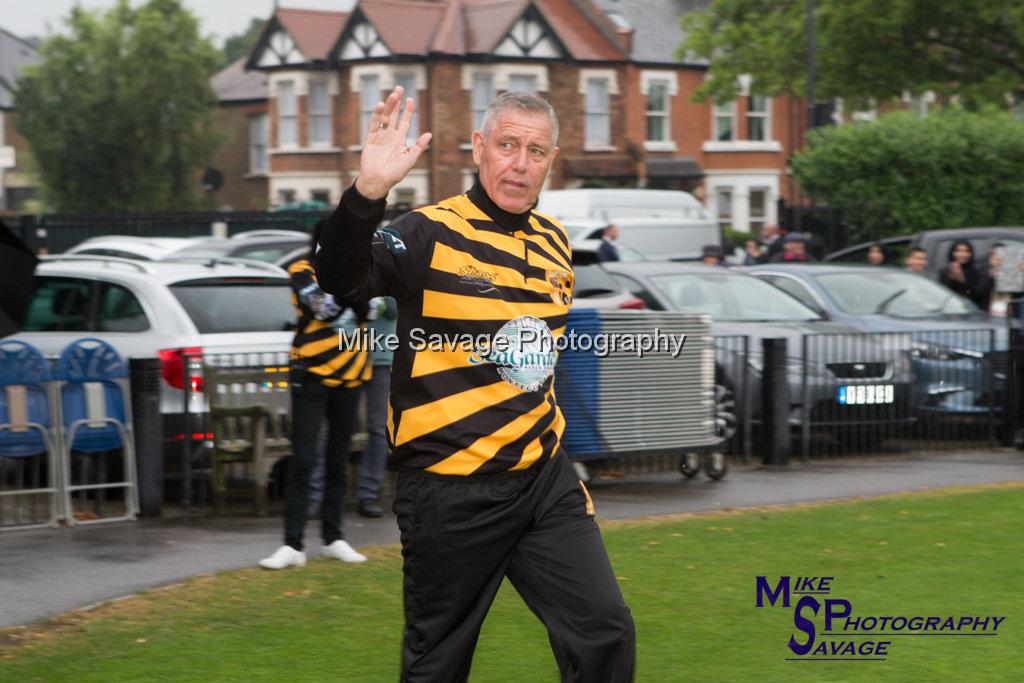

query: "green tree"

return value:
[790, 109, 1024, 241]
[222, 18, 265, 67]
[680, 0, 1024, 107]
[14, 0, 221, 212]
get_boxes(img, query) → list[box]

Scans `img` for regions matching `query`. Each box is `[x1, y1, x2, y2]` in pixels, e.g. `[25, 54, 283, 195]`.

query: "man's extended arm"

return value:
[315, 185, 386, 301]
[314, 85, 432, 303]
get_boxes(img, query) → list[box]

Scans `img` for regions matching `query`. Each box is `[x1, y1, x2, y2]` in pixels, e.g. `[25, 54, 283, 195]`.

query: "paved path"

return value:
[0, 449, 1020, 629]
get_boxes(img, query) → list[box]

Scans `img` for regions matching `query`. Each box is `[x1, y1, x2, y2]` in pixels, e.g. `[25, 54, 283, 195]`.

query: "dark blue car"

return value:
[747, 264, 1009, 415]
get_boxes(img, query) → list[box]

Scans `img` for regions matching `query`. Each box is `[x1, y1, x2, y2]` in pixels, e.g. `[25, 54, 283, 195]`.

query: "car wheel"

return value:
[705, 451, 729, 480]
[680, 452, 700, 478]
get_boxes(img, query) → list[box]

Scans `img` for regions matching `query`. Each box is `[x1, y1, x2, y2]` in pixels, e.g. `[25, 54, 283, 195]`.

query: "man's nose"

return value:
[512, 147, 529, 171]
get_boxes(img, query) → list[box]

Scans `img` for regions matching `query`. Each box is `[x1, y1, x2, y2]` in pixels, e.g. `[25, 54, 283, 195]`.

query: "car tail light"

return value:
[158, 346, 204, 391]
[619, 296, 647, 310]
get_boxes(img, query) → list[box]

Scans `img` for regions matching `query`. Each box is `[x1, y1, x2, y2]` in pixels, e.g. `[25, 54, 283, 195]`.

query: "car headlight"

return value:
[908, 341, 983, 361]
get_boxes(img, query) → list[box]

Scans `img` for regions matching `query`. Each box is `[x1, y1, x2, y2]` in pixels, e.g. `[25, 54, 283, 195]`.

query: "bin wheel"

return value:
[705, 451, 729, 480]
[680, 452, 700, 478]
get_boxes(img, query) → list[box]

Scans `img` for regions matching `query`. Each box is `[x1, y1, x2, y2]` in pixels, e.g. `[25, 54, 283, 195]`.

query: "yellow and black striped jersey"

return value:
[288, 257, 371, 389]
[317, 181, 574, 476]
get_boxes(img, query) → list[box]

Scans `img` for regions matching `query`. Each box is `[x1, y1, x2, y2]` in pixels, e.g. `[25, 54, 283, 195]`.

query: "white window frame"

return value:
[308, 80, 332, 147]
[507, 73, 538, 95]
[578, 69, 618, 151]
[713, 101, 735, 142]
[471, 73, 494, 133]
[277, 80, 298, 148]
[584, 78, 611, 149]
[716, 187, 733, 231]
[746, 95, 770, 142]
[639, 70, 677, 152]
[350, 65, 427, 150]
[748, 187, 768, 233]
[646, 80, 670, 144]
[359, 74, 380, 144]
[248, 114, 267, 175]
[394, 72, 419, 143]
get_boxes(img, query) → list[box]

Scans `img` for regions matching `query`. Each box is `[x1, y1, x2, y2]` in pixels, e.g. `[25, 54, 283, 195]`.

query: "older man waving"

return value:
[317, 86, 635, 683]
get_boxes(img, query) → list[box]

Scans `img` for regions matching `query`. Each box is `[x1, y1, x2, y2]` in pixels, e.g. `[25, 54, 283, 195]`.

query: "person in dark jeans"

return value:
[259, 226, 371, 569]
[355, 296, 397, 517]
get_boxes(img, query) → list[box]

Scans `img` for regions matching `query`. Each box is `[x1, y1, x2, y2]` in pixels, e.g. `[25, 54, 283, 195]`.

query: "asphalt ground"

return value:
[0, 449, 1020, 629]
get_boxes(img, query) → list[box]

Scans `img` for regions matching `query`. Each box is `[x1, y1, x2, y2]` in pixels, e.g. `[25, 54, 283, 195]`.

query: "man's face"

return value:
[472, 110, 559, 214]
[905, 251, 927, 272]
[605, 225, 619, 240]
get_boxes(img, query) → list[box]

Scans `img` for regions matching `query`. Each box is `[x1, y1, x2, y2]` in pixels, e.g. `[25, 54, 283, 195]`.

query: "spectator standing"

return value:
[259, 220, 369, 569]
[759, 223, 784, 260]
[701, 244, 725, 267]
[356, 296, 397, 517]
[769, 233, 815, 263]
[904, 247, 928, 273]
[866, 242, 888, 266]
[939, 240, 988, 309]
[743, 239, 763, 265]
[597, 223, 620, 262]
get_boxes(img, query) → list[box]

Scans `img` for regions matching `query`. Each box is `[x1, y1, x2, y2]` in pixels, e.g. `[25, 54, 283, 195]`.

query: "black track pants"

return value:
[393, 451, 636, 683]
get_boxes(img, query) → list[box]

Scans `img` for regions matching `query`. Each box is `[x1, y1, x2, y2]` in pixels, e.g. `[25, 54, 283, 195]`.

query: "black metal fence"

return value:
[711, 327, 1023, 463]
[9, 204, 415, 255]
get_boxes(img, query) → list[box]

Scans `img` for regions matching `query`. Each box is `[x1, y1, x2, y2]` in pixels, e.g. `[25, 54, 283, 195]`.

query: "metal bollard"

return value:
[761, 337, 791, 465]
[130, 358, 164, 517]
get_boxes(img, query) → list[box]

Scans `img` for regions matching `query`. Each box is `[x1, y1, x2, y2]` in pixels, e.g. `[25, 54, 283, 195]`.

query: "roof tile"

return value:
[275, 7, 349, 61]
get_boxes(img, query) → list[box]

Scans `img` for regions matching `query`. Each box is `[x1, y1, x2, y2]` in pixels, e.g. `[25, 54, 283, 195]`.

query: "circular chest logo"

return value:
[468, 316, 557, 392]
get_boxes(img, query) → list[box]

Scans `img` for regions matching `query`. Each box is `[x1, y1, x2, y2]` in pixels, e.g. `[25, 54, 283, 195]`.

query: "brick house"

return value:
[232, 0, 809, 234]
[208, 57, 270, 210]
[592, 0, 808, 235]
[0, 27, 40, 213]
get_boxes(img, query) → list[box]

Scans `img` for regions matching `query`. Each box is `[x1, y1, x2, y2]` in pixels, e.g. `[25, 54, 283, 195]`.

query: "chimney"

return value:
[616, 27, 633, 56]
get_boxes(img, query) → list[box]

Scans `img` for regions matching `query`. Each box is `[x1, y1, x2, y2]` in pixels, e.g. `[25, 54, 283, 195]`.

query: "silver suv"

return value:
[11, 255, 295, 440]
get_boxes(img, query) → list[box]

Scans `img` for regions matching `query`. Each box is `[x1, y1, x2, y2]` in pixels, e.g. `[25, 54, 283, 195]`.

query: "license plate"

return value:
[837, 384, 894, 405]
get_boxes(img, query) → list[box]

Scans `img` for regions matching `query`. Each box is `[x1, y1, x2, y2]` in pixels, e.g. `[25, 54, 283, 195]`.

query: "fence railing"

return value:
[710, 326, 1022, 462]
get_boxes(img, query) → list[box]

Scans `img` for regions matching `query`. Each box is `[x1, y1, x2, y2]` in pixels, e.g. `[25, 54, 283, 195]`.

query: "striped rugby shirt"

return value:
[288, 257, 371, 389]
[317, 180, 574, 476]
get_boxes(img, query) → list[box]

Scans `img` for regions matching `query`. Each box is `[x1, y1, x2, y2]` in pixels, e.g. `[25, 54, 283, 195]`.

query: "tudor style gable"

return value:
[255, 27, 306, 68]
[493, 5, 566, 59]
[335, 8, 392, 60]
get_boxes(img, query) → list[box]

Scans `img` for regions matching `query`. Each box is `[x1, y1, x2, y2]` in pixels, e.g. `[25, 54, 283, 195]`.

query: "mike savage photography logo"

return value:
[756, 575, 1006, 662]
[337, 317, 687, 361]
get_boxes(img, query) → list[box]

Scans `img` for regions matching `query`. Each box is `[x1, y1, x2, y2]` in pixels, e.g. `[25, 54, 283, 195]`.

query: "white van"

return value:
[535, 189, 719, 261]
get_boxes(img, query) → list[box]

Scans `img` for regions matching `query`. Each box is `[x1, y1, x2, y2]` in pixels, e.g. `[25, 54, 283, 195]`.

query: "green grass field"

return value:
[2, 483, 1022, 682]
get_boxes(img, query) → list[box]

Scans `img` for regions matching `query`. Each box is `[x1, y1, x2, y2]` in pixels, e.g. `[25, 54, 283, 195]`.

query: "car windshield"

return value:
[574, 265, 621, 298]
[815, 271, 978, 318]
[170, 278, 294, 333]
[649, 272, 822, 322]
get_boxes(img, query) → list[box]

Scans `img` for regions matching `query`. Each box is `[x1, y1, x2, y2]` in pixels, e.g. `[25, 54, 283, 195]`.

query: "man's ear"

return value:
[550, 145, 560, 163]
[471, 130, 484, 165]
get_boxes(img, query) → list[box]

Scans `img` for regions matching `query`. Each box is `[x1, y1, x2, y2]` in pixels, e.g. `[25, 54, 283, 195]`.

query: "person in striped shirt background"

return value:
[317, 87, 635, 682]
[258, 221, 370, 570]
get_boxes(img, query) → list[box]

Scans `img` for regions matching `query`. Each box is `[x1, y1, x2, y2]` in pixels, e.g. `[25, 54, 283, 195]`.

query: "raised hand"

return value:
[355, 86, 433, 200]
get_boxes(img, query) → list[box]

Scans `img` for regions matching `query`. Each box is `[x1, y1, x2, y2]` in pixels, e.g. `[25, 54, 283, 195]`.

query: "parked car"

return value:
[824, 227, 1024, 280]
[65, 235, 208, 261]
[602, 262, 913, 446]
[9, 254, 295, 442]
[748, 264, 1009, 415]
[170, 230, 310, 264]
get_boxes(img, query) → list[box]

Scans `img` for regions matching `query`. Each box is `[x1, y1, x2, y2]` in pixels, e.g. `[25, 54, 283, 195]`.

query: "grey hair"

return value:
[480, 91, 559, 146]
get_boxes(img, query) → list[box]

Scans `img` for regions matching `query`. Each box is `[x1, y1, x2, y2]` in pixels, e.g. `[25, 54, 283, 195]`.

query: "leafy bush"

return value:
[791, 109, 1024, 242]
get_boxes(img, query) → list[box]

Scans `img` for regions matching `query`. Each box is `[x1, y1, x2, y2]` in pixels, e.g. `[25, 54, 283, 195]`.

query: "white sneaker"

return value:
[258, 545, 307, 570]
[322, 540, 367, 563]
